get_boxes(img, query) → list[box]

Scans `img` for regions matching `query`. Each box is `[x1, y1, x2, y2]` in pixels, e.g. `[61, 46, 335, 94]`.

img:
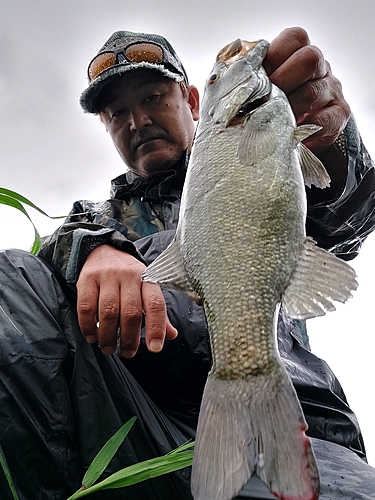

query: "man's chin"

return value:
[132, 152, 185, 178]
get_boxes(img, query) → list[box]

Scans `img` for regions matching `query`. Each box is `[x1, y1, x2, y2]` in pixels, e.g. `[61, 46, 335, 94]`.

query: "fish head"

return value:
[200, 39, 272, 127]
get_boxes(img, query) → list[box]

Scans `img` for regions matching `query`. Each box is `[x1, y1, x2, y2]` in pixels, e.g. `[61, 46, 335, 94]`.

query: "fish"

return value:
[142, 38, 358, 500]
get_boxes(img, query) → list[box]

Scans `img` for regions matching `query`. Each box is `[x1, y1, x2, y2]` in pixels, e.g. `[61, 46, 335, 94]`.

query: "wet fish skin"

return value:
[142, 39, 357, 500]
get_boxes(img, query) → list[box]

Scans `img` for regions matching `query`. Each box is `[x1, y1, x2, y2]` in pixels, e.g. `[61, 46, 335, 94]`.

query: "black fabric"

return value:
[0, 249, 191, 500]
[1, 237, 375, 499]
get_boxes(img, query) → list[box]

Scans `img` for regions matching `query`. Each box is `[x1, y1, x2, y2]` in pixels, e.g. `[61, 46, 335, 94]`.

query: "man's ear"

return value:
[187, 86, 200, 121]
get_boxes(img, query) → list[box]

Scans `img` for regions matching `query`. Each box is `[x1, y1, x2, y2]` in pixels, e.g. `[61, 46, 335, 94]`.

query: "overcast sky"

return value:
[1, 0, 375, 466]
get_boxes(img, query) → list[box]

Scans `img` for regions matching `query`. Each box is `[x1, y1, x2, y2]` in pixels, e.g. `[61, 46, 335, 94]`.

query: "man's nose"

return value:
[129, 107, 152, 130]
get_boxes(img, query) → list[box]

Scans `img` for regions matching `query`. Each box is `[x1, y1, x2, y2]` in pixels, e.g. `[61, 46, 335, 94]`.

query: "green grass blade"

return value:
[29, 230, 42, 254]
[67, 448, 194, 499]
[82, 417, 137, 489]
[0, 188, 87, 254]
[0, 194, 42, 254]
[0, 193, 32, 213]
[0, 188, 64, 219]
[166, 440, 194, 455]
[0, 443, 20, 500]
[99, 449, 194, 488]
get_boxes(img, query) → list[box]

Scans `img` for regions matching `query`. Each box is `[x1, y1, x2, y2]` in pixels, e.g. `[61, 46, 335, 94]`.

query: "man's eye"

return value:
[145, 94, 160, 103]
[112, 108, 125, 119]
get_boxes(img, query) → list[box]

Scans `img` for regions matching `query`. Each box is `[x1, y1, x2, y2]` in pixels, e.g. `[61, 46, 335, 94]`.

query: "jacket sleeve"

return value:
[306, 115, 375, 261]
[37, 199, 143, 287]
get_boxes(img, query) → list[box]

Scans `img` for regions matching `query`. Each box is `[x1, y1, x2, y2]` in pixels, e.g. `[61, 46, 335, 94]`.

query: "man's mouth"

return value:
[133, 134, 167, 151]
[136, 137, 157, 148]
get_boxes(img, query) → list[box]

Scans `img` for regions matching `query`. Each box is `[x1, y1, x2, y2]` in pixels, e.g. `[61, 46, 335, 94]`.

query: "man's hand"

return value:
[263, 27, 350, 154]
[76, 244, 178, 357]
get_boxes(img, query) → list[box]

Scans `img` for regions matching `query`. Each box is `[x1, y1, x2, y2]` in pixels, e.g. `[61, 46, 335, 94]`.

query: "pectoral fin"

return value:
[282, 237, 358, 320]
[297, 142, 331, 188]
[294, 125, 331, 189]
[294, 124, 322, 142]
[141, 235, 201, 303]
[237, 118, 277, 165]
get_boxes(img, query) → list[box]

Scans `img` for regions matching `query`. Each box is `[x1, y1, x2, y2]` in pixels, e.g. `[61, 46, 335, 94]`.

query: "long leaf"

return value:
[93, 451, 193, 490]
[0, 194, 42, 254]
[67, 444, 194, 499]
[0, 188, 64, 219]
[82, 417, 137, 489]
[166, 440, 194, 455]
[0, 443, 20, 500]
[0, 188, 69, 254]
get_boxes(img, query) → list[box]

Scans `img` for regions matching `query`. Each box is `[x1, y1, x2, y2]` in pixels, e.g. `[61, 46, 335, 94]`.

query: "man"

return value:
[0, 28, 374, 499]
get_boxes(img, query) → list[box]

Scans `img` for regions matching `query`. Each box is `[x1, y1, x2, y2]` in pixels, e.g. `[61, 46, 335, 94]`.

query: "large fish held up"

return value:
[142, 39, 358, 500]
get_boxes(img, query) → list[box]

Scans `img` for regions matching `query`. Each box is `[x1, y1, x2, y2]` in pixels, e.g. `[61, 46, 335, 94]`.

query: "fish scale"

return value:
[183, 133, 299, 380]
[142, 38, 357, 500]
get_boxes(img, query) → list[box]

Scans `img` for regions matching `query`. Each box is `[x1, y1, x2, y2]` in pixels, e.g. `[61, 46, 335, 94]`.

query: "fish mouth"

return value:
[228, 93, 270, 127]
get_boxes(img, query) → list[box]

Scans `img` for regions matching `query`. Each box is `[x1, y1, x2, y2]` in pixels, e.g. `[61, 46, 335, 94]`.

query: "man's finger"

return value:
[118, 289, 144, 358]
[96, 282, 120, 354]
[269, 46, 328, 97]
[287, 74, 338, 120]
[76, 278, 99, 342]
[263, 27, 310, 75]
[141, 282, 172, 353]
[299, 104, 349, 151]
[166, 317, 178, 340]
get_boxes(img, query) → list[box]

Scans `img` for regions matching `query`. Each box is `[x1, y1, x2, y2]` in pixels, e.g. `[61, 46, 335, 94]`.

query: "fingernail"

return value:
[100, 346, 115, 355]
[150, 339, 163, 352]
[86, 335, 96, 343]
[121, 349, 136, 358]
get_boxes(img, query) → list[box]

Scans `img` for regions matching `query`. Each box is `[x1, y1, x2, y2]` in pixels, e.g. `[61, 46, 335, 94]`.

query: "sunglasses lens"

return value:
[88, 43, 164, 83]
[125, 43, 163, 64]
[88, 52, 116, 81]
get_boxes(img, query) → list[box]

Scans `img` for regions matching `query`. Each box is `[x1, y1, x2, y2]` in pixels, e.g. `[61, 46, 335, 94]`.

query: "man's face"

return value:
[99, 70, 199, 178]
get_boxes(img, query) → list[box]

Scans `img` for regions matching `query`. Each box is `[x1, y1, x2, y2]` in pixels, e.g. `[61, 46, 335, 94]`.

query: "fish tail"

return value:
[191, 371, 319, 500]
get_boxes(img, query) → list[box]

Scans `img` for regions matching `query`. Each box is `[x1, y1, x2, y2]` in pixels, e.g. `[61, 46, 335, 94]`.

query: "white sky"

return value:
[1, 0, 375, 466]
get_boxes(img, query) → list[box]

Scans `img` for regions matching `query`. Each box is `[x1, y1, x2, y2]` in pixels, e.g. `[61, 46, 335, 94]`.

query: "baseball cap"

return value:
[80, 30, 189, 114]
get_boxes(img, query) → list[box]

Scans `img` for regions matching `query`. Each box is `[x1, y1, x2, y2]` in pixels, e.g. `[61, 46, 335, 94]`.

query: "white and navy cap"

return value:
[80, 30, 189, 114]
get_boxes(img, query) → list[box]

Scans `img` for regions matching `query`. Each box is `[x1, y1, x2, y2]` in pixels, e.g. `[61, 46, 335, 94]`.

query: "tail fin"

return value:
[191, 371, 319, 500]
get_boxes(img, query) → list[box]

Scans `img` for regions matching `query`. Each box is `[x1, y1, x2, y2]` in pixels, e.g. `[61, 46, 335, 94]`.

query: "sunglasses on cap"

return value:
[88, 42, 171, 82]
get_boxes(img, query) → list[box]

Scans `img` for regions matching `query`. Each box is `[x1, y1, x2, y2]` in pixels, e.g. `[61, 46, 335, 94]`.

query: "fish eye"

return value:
[209, 74, 218, 84]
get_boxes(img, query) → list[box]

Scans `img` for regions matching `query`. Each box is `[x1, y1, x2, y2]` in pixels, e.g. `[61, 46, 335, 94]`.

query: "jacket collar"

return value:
[110, 151, 189, 202]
